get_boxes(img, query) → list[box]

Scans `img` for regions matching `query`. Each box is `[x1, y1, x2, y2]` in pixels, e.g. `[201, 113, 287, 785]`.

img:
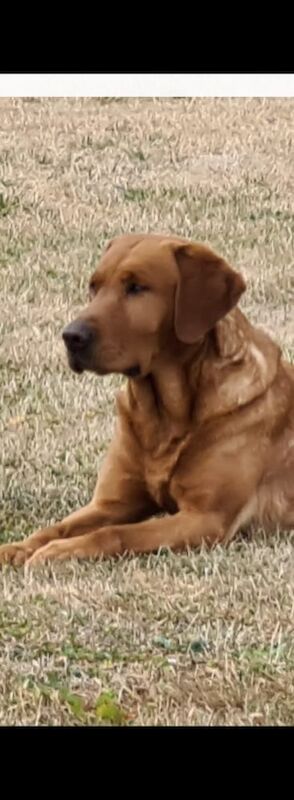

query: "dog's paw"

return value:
[26, 540, 69, 567]
[0, 542, 32, 566]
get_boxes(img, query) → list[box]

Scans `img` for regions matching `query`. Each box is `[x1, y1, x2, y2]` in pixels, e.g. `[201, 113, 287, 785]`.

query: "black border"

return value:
[1, 3, 294, 77]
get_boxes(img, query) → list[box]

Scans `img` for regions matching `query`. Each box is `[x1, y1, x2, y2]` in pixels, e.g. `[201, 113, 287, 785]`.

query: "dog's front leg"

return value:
[0, 429, 156, 566]
[26, 510, 227, 565]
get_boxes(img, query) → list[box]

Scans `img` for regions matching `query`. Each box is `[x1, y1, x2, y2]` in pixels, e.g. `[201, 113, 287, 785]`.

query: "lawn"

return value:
[0, 97, 294, 725]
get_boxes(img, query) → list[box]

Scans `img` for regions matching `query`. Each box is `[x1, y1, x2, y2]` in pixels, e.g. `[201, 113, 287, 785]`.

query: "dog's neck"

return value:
[128, 338, 207, 427]
[150, 341, 207, 420]
[123, 309, 282, 446]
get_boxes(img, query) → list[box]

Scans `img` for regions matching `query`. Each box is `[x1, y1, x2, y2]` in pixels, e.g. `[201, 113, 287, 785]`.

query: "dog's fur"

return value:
[1, 234, 293, 566]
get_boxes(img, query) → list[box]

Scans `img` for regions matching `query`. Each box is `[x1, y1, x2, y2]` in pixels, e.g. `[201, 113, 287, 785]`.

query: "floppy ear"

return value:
[172, 242, 246, 344]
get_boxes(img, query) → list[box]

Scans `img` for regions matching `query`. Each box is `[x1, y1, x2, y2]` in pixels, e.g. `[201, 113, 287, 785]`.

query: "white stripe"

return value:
[0, 74, 294, 97]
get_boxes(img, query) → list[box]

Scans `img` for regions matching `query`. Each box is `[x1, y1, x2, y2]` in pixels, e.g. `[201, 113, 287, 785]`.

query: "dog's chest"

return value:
[143, 434, 189, 512]
[124, 379, 192, 511]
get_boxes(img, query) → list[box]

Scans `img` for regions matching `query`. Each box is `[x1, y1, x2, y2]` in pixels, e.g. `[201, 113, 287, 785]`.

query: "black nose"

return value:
[62, 320, 93, 352]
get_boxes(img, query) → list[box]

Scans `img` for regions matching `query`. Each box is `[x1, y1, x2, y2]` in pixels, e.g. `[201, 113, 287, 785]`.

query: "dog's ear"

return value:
[171, 242, 246, 344]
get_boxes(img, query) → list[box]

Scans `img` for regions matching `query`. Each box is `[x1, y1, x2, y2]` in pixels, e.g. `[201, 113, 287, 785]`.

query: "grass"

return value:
[0, 97, 294, 726]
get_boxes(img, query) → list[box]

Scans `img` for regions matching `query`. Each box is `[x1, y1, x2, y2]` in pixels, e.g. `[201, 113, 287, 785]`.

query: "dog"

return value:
[1, 234, 293, 566]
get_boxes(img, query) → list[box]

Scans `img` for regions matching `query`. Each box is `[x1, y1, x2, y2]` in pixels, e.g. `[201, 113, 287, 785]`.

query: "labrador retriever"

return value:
[1, 234, 293, 566]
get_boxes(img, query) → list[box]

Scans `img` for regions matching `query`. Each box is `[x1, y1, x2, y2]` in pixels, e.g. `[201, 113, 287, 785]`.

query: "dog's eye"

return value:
[125, 282, 148, 296]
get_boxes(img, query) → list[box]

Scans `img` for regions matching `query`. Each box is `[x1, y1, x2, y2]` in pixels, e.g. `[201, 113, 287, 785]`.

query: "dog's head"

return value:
[62, 234, 246, 377]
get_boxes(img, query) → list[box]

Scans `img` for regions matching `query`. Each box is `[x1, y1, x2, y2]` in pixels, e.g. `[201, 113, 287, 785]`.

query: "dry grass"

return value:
[0, 97, 294, 726]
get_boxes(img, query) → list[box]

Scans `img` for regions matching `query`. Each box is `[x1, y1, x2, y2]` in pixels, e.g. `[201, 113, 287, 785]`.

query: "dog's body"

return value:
[1, 234, 293, 566]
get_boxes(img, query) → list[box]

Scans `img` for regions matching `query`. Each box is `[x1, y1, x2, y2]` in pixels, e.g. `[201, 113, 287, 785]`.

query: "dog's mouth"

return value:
[123, 365, 141, 378]
[68, 354, 108, 376]
[67, 352, 141, 379]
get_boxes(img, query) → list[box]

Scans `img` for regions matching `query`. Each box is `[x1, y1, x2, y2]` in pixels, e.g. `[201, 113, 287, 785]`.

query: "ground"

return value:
[0, 97, 294, 726]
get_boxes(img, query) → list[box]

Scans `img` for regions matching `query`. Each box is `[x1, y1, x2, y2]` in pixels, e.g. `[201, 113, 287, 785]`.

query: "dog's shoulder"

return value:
[197, 308, 282, 420]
